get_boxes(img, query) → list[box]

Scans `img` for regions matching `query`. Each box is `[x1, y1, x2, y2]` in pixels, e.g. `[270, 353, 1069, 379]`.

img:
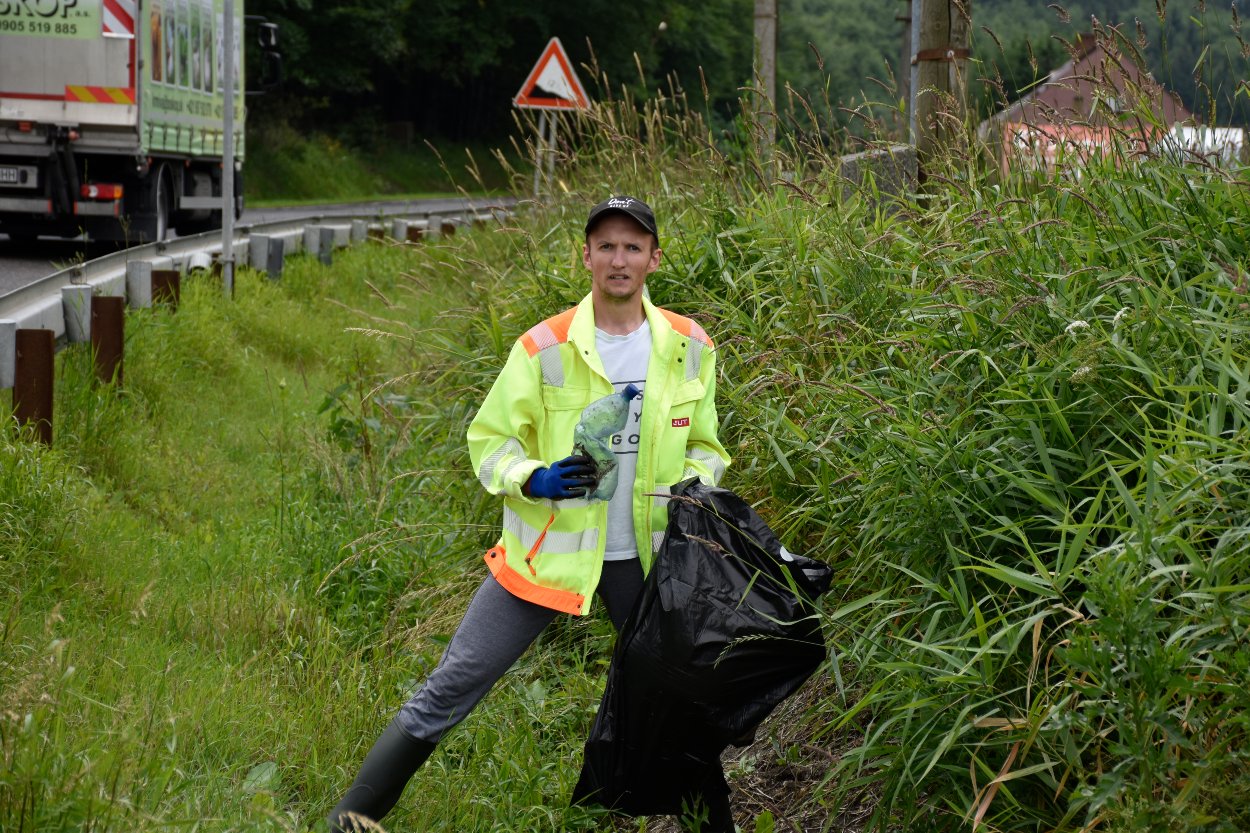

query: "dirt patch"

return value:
[639, 671, 877, 833]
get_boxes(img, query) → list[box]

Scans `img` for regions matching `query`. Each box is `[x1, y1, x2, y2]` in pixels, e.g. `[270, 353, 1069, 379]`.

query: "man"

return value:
[326, 196, 731, 832]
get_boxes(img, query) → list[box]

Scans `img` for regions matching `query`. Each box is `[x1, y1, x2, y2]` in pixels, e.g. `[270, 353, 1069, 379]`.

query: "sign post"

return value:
[513, 37, 590, 198]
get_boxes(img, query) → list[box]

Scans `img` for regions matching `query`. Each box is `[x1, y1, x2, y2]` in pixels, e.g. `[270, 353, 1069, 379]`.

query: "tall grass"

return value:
[455, 22, 1250, 832]
[0, 233, 629, 832]
[4, 16, 1249, 833]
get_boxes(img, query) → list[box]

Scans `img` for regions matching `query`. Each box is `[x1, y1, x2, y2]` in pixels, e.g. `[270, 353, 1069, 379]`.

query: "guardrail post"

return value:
[152, 269, 181, 309]
[391, 219, 409, 241]
[14, 328, 54, 445]
[0, 320, 15, 390]
[91, 296, 124, 386]
[126, 261, 153, 308]
[250, 235, 270, 270]
[265, 237, 285, 280]
[422, 215, 439, 240]
[62, 285, 93, 343]
[350, 220, 368, 243]
[319, 226, 335, 265]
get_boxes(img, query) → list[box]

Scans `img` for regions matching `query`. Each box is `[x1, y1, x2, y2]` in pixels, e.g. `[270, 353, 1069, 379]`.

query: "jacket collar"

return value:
[568, 291, 678, 358]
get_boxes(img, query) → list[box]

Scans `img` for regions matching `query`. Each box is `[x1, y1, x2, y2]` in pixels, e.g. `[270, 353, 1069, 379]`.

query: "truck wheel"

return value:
[130, 166, 172, 243]
[153, 170, 170, 242]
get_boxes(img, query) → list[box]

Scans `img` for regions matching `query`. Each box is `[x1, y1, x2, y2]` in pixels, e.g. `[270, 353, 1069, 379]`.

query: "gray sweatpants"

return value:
[396, 559, 644, 743]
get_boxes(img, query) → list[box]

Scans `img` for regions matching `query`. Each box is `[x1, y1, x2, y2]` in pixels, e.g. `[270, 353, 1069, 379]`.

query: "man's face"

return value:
[583, 214, 661, 306]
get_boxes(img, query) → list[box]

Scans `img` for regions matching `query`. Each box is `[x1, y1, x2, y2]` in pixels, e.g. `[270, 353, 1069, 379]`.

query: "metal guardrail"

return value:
[0, 197, 514, 337]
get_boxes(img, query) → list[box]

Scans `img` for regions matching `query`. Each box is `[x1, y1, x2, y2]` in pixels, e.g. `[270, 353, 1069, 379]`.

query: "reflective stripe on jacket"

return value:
[467, 292, 731, 616]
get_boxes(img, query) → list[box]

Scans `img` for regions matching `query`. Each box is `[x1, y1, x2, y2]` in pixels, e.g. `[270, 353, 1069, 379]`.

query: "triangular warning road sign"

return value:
[513, 37, 590, 111]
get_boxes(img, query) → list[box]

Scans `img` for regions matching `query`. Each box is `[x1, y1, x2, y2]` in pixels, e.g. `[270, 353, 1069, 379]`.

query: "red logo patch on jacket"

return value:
[672, 417, 690, 428]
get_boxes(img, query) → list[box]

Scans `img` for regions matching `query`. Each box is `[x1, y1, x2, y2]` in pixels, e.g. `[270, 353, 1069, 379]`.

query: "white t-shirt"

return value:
[595, 320, 651, 561]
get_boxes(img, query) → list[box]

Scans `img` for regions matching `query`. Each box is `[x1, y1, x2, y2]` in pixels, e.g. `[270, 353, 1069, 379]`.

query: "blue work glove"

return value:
[525, 454, 598, 500]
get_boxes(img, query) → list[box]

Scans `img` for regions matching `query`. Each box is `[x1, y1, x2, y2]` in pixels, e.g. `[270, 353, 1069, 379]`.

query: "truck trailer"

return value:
[0, 0, 263, 243]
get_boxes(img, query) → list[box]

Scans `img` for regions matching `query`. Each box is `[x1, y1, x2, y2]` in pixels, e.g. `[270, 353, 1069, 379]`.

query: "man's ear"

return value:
[648, 247, 663, 273]
[582, 243, 593, 270]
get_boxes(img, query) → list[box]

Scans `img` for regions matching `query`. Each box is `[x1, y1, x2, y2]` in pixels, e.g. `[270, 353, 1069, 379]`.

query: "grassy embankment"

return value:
[1, 231, 650, 831]
[5, 33, 1250, 833]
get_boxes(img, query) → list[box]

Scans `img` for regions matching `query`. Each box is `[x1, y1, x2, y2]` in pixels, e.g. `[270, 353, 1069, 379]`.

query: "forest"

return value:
[248, 0, 1249, 148]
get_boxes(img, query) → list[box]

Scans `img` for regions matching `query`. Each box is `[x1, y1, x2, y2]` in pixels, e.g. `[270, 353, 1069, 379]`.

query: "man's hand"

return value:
[525, 454, 598, 500]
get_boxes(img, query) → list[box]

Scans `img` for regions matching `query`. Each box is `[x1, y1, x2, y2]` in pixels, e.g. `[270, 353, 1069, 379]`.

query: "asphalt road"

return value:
[0, 196, 513, 297]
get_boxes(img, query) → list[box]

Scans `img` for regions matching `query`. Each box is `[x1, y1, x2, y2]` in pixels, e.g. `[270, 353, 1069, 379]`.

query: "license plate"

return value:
[0, 165, 35, 188]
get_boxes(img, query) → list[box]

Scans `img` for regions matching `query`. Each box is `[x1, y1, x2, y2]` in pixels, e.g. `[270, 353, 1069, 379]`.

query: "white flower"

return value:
[1070, 365, 1093, 383]
[1065, 320, 1089, 335]
[1112, 307, 1130, 328]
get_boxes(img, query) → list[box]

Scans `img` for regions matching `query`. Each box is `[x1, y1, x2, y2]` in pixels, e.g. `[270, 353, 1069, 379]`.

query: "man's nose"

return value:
[610, 247, 627, 267]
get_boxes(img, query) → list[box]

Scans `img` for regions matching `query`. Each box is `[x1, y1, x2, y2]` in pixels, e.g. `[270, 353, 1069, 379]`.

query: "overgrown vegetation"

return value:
[245, 123, 515, 203]
[5, 17, 1250, 833]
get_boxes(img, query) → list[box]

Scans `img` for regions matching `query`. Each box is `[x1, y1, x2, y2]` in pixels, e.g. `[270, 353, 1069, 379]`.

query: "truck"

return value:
[0, 0, 276, 244]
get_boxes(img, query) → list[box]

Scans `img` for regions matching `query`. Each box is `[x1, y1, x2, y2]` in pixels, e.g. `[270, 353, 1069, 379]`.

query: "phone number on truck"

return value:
[0, 17, 82, 35]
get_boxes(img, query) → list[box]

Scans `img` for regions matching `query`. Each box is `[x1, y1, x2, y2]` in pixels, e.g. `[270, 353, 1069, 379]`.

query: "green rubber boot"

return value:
[326, 720, 436, 833]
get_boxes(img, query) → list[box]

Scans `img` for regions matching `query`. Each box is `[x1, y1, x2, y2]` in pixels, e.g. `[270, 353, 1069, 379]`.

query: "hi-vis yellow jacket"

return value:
[467, 292, 731, 616]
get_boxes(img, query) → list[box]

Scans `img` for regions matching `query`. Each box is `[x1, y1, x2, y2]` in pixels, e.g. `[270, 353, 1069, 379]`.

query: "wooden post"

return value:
[915, 0, 951, 169]
[915, 0, 972, 175]
[91, 295, 125, 386]
[753, 0, 777, 155]
[950, 0, 972, 127]
[898, 1, 912, 133]
[14, 328, 54, 444]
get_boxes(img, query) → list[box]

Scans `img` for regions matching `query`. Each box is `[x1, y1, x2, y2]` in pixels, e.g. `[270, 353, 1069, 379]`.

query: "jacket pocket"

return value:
[670, 379, 705, 406]
[540, 385, 593, 458]
[543, 385, 595, 411]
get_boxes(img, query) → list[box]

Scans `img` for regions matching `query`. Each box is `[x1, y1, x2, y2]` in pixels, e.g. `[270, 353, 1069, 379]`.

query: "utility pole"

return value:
[897, 0, 912, 139]
[753, 0, 777, 155]
[221, 0, 235, 297]
[913, 0, 971, 173]
[950, 0, 971, 127]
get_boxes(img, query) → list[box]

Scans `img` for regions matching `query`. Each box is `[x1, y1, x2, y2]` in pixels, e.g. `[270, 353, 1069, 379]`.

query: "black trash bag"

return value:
[572, 479, 833, 817]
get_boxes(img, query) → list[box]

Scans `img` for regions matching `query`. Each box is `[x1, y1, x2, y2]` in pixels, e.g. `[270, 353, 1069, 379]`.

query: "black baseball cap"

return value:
[584, 196, 658, 241]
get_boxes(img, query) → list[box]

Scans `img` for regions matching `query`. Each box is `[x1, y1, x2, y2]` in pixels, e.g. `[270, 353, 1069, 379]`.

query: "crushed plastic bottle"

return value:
[573, 384, 641, 502]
